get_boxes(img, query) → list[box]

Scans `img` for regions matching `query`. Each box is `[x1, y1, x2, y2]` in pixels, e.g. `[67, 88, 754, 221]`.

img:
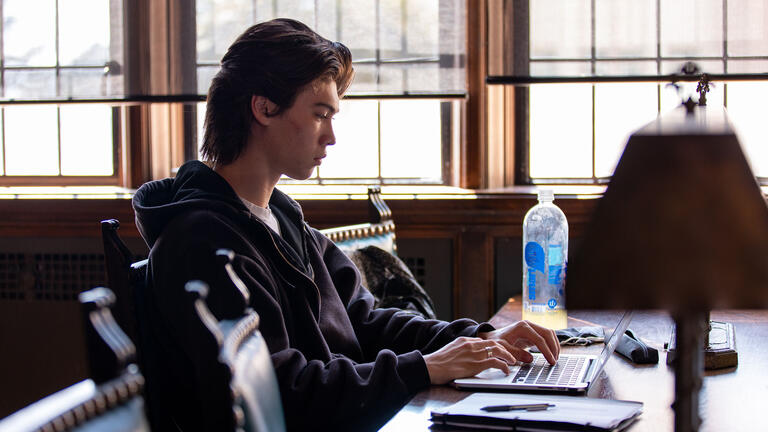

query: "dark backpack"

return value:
[349, 246, 437, 320]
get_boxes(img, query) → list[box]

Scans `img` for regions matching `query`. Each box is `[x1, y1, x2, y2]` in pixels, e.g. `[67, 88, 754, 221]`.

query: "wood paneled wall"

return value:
[0, 194, 598, 321]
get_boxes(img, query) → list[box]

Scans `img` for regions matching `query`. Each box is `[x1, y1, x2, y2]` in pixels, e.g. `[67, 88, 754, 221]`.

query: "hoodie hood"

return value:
[132, 160, 306, 250]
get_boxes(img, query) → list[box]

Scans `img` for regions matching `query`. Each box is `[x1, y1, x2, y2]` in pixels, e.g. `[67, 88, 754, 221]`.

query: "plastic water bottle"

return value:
[522, 189, 568, 329]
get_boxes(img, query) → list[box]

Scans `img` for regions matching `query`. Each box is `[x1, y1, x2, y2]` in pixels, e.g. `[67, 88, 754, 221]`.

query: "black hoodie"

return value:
[132, 160, 493, 431]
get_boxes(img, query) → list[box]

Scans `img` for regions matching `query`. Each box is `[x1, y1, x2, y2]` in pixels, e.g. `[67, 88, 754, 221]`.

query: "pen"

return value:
[481, 403, 555, 412]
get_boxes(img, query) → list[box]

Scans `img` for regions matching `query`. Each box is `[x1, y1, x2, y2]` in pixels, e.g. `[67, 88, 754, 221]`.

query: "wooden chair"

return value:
[319, 186, 397, 256]
[100, 219, 147, 345]
[0, 287, 148, 432]
[182, 249, 286, 432]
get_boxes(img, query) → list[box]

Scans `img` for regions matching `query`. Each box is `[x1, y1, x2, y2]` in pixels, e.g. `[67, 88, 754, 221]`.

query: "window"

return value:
[0, 0, 123, 184]
[195, 0, 466, 185]
[507, 0, 768, 184]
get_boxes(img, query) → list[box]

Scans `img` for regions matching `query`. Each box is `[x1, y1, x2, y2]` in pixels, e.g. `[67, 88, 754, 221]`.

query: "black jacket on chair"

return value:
[132, 160, 493, 431]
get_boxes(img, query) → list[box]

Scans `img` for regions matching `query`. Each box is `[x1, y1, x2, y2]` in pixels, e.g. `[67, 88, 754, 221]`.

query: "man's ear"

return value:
[250, 95, 277, 125]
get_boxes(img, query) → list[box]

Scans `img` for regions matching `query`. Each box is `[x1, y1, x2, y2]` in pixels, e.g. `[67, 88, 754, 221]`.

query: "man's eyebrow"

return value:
[315, 102, 339, 114]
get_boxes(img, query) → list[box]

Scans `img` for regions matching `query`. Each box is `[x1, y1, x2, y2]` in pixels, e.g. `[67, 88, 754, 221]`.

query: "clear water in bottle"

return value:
[522, 189, 568, 329]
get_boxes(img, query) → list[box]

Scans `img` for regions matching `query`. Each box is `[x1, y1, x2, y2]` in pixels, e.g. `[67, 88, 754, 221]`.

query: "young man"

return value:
[133, 18, 559, 431]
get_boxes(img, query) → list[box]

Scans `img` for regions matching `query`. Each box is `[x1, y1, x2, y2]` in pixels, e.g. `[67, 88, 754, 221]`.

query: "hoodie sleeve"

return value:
[311, 230, 496, 358]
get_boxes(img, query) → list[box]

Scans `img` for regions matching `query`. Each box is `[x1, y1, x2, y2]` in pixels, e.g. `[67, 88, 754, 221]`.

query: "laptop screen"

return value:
[586, 310, 635, 383]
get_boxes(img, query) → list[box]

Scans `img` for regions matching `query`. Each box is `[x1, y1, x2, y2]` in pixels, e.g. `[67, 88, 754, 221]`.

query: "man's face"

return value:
[264, 78, 339, 180]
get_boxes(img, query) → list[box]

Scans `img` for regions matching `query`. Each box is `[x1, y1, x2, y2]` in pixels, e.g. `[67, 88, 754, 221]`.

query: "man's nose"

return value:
[326, 122, 336, 146]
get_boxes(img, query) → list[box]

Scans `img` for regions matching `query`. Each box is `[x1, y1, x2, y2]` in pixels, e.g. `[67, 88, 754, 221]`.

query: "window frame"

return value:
[486, 0, 768, 187]
[0, 0, 484, 189]
[195, 0, 472, 187]
[0, 0, 124, 186]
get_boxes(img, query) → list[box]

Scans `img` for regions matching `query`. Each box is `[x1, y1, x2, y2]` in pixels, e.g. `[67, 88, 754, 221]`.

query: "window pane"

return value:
[530, 0, 591, 59]
[253, 0, 276, 21]
[596, 0, 656, 58]
[340, 0, 376, 61]
[378, 62, 462, 94]
[59, 69, 108, 98]
[276, 0, 315, 28]
[58, 0, 109, 66]
[380, 100, 442, 179]
[4, 106, 59, 175]
[196, 0, 254, 64]
[320, 100, 379, 179]
[529, 84, 593, 178]
[380, 0, 404, 56]
[314, 0, 338, 38]
[595, 60, 657, 76]
[59, 105, 112, 175]
[346, 63, 378, 93]
[530, 61, 591, 77]
[595, 83, 659, 177]
[727, 0, 768, 57]
[727, 81, 768, 177]
[5, 69, 56, 99]
[660, 0, 723, 57]
[3, 0, 56, 66]
[406, 0, 438, 57]
[728, 59, 768, 74]
[197, 65, 220, 95]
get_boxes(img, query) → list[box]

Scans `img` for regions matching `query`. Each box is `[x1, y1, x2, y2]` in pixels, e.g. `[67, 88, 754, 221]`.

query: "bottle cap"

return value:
[537, 189, 554, 202]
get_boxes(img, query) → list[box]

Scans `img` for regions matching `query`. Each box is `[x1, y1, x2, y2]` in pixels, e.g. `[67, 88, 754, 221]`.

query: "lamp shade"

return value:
[567, 105, 768, 311]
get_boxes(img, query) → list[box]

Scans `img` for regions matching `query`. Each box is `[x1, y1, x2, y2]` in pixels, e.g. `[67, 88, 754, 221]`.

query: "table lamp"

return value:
[566, 103, 768, 432]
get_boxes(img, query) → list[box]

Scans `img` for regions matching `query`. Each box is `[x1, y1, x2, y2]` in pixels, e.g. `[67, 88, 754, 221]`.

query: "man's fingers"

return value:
[496, 339, 532, 363]
[536, 326, 560, 362]
[482, 357, 511, 375]
[519, 323, 557, 365]
[478, 340, 516, 365]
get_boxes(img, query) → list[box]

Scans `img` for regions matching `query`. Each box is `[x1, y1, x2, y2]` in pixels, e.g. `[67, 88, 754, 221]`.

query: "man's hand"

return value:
[477, 320, 560, 366]
[423, 337, 518, 385]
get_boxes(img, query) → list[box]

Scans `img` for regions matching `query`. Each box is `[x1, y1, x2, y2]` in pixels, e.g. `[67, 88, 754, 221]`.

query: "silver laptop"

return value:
[453, 311, 634, 393]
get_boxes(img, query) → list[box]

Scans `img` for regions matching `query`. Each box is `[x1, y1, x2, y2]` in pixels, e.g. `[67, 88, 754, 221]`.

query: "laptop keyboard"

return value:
[512, 355, 586, 386]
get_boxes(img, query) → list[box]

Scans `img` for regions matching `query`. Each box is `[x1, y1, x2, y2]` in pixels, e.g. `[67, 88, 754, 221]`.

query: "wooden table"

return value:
[379, 298, 768, 431]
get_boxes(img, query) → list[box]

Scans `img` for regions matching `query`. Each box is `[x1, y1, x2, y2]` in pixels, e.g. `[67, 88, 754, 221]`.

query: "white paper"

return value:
[431, 392, 642, 430]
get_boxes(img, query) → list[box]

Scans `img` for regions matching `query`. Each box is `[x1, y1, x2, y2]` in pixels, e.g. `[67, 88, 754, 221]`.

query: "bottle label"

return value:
[547, 298, 557, 309]
[524, 242, 545, 301]
[527, 268, 536, 300]
[548, 245, 563, 265]
[524, 242, 545, 273]
[548, 265, 563, 285]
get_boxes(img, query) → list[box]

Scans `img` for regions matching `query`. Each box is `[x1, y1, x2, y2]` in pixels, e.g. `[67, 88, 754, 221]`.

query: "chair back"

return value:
[0, 287, 149, 432]
[319, 186, 397, 256]
[100, 219, 147, 343]
[185, 250, 286, 432]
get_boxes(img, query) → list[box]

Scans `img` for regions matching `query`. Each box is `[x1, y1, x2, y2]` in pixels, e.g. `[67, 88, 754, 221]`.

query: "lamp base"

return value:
[666, 320, 738, 370]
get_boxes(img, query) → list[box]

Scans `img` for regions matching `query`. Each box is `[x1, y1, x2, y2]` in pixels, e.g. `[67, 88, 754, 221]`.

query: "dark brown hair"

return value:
[201, 18, 354, 166]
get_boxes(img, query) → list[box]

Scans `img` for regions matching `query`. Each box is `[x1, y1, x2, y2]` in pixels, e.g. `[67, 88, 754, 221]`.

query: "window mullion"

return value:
[55, 0, 62, 176]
